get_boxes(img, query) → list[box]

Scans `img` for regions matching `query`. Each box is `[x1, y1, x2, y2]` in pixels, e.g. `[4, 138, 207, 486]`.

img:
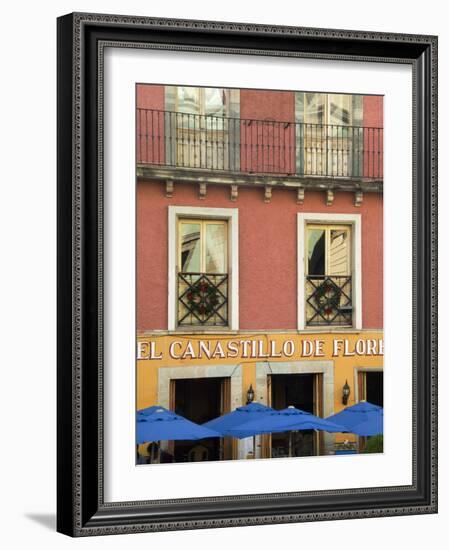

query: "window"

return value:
[179, 219, 227, 274]
[305, 224, 353, 326]
[174, 87, 230, 170]
[176, 87, 226, 126]
[297, 213, 362, 330]
[177, 219, 228, 327]
[295, 93, 363, 177]
[298, 93, 362, 127]
[168, 206, 239, 331]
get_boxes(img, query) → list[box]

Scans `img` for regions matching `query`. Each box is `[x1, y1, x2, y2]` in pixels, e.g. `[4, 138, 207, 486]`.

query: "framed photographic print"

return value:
[57, 12, 438, 536]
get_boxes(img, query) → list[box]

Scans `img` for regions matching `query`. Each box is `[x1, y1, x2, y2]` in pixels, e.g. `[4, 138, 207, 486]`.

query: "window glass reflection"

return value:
[180, 223, 201, 272]
[205, 224, 227, 273]
[308, 229, 325, 275]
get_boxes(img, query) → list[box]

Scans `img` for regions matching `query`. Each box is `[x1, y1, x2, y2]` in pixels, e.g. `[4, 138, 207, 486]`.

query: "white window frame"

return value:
[168, 206, 239, 331]
[297, 212, 362, 331]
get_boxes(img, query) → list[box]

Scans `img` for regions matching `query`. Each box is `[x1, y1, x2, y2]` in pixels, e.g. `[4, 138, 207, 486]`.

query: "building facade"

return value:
[136, 84, 384, 461]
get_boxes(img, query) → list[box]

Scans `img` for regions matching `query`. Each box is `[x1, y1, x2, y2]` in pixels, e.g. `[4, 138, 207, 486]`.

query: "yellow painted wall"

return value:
[136, 331, 384, 427]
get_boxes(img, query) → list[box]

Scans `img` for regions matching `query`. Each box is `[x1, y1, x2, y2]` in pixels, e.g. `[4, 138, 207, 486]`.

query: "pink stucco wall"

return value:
[136, 181, 383, 331]
[363, 96, 383, 179]
[239, 89, 296, 175]
[363, 96, 383, 128]
[136, 84, 166, 165]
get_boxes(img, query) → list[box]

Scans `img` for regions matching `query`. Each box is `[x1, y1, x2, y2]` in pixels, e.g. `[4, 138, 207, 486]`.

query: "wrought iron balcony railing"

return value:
[137, 108, 383, 180]
[178, 272, 228, 327]
[306, 275, 352, 326]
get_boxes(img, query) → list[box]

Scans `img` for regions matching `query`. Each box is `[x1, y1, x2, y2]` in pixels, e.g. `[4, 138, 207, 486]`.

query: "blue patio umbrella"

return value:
[226, 406, 348, 457]
[228, 406, 347, 438]
[136, 407, 221, 462]
[137, 405, 176, 418]
[203, 402, 275, 458]
[203, 402, 274, 435]
[325, 401, 383, 435]
[137, 406, 176, 461]
[347, 411, 383, 436]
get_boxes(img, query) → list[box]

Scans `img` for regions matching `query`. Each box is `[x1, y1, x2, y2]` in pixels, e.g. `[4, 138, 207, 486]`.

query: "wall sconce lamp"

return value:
[246, 384, 255, 405]
[342, 380, 351, 405]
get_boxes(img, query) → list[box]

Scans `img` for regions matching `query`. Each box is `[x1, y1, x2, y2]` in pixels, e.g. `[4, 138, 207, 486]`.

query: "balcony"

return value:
[137, 109, 383, 189]
[305, 275, 352, 326]
[178, 273, 228, 327]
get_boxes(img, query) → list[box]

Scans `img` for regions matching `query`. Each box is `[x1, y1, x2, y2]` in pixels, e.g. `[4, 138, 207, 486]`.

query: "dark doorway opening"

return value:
[172, 377, 229, 462]
[269, 373, 322, 458]
[365, 371, 383, 407]
[357, 370, 384, 452]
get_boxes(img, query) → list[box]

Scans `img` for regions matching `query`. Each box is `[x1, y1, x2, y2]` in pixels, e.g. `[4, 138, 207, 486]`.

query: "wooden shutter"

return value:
[314, 373, 324, 455]
[261, 375, 272, 459]
[357, 372, 367, 452]
[358, 371, 366, 401]
[168, 379, 176, 455]
[220, 378, 235, 460]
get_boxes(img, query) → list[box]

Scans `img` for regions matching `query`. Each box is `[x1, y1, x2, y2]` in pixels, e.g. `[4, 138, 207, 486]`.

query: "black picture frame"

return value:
[57, 12, 438, 536]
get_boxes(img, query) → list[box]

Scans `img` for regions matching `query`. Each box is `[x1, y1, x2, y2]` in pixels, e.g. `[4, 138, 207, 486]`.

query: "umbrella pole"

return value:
[150, 442, 155, 464]
[253, 435, 256, 459]
[288, 432, 293, 458]
[157, 440, 161, 464]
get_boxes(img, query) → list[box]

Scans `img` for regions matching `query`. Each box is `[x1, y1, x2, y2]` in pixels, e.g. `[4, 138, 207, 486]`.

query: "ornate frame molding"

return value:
[57, 12, 437, 536]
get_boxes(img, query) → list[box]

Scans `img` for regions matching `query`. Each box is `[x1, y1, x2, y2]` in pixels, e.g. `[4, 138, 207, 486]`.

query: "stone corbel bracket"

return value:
[230, 184, 238, 202]
[199, 182, 207, 199]
[326, 189, 334, 206]
[165, 180, 174, 198]
[354, 190, 363, 207]
[264, 185, 272, 203]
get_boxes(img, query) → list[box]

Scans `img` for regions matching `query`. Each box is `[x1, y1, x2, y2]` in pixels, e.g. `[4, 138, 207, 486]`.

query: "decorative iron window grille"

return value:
[305, 275, 352, 326]
[178, 273, 228, 326]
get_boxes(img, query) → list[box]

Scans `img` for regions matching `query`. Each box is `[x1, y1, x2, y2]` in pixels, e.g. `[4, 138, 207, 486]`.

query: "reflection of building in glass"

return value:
[136, 84, 384, 462]
[178, 218, 229, 327]
[306, 224, 352, 326]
